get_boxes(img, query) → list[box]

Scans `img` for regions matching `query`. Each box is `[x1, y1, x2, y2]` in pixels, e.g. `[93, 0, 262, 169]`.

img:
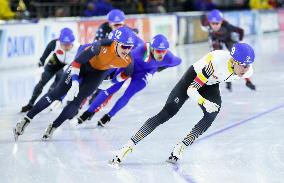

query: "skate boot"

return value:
[225, 82, 232, 92]
[245, 80, 256, 90]
[13, 116, 31, 141]
[166, 142, 186, 164]
[20, 104, 33, 113]
[70, 111, 94, 128]
[97, 114, 111, 127]
[42, 123, 56, 140]
[109, 140, 134, 166]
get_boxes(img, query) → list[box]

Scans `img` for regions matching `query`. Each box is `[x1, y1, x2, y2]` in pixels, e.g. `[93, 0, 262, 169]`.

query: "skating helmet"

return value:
[150, 34, 169, 50]
[230, 42, 255, 65]
[108, 26, 135, 46]
[59, 27, 75, 44]
[107, 9, 125, 24]
[207, 9, 223, 23]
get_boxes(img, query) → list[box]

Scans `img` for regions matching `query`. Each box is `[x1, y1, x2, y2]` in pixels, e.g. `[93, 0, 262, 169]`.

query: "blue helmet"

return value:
[207, 9, 223, 23]
[150, 34, 169, 50]
[59, 27, 75, 44]
[107, 9, 125, 24]
[108, 26, 135, 46]
[230, 43, 255, 65]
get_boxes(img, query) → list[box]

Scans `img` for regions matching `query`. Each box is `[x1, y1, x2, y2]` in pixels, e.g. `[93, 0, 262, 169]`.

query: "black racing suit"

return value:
[201, 14, 244, 51]
[131, 66, 221, 146]
[26, 39, 65, 106]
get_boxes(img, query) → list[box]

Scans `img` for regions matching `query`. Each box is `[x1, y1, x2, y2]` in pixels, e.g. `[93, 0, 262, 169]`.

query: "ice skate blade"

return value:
[13, 128, 19, 141]
[166, 159, 178, 164]
[41, 136, 51, 141]
[97, 121, 106, 127]
[108, 160, 121, 169]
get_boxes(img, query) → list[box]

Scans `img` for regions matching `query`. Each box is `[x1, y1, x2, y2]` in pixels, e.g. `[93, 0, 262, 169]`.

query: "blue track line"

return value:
[173, 102, 284, 183]
[196, 102, 284, 143]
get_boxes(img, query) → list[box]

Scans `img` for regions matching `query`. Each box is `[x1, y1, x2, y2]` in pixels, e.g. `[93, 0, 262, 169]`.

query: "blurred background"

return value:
[1, 0, 284, 105]
[1, 1, 284, 183]
[1, 0, 284, 19]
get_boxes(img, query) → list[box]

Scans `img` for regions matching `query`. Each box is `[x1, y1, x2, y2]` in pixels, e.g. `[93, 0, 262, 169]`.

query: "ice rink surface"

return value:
[0, 32, 284, 183]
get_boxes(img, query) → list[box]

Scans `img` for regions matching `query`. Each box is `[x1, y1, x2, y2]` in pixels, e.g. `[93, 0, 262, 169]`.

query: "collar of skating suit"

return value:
[143, 42, 151, 62]
[227, 58, 234, 74]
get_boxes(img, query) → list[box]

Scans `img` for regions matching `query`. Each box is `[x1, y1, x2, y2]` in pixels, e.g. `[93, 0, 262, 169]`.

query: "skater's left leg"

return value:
[168, 84, 222, 163]
[42, 70, 108, 140]
[51, 70, 108, 129]
[14, 68, 73, 140]
[109, 79, 189, 164]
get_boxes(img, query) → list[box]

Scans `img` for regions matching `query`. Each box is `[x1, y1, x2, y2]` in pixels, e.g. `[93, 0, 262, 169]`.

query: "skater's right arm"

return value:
[187, 54, 220, 113]
[39, 39, 57, 66]
[223, 21, 244, 41]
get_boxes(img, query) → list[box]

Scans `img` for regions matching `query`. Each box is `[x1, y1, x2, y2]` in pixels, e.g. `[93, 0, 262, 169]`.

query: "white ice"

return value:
[0, 32, 284, 183]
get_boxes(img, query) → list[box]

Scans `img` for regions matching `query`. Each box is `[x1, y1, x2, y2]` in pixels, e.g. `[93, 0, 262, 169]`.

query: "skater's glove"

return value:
[98, 79, 114, 90]
[245, 81, 256, 90]
[66, 81, 79, 101]
[145, 73, 152, 81]
[38, 60, 44, 67]
[203, 100, 220, 113]
[98, 71, 129, 90]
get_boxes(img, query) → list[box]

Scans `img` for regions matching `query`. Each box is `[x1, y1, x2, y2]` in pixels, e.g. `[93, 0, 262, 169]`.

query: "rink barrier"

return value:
[176, 12, 209, 44]
[0, 9, 283, 69]
[258, 10, 279, 33]
[223, 10, 256, 35]
[277, 9, 284, 31]
[196, 102, 284, 143]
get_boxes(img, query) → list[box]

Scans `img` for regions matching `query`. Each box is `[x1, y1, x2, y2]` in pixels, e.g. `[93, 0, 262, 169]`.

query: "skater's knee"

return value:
[48, 89, 65, 101]
[155, 105, 179, 125]
[163, 104, 179, 118]
[34, 81, 45, 91]
[118, 95, 131, 104]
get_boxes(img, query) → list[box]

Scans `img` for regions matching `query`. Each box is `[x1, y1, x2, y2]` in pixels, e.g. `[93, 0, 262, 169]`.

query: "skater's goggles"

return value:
[210, 22, 222, 26]
[60, 41, 73, 46]
[118, 42, 134, 50]
[60, 42, 73, 50]
[110, 23, 124, 28]
[153, 49, 168, 54]
[60, 42, 73, 47]
[233, 60, 252, 69]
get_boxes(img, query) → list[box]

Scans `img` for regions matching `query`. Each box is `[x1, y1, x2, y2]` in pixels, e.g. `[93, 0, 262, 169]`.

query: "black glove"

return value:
[38, 60, 44, 67]
[80, 110, 94, 121]
[246, 80, 256, 90]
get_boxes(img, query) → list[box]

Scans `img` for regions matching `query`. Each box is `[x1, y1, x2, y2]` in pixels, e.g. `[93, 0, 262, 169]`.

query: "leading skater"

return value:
[13, 27, 136, 141]
[109, 42, 255, 165]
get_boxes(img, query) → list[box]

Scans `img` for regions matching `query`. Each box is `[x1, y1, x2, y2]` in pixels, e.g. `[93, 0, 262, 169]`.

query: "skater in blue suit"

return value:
[71, 34, 182, 127]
